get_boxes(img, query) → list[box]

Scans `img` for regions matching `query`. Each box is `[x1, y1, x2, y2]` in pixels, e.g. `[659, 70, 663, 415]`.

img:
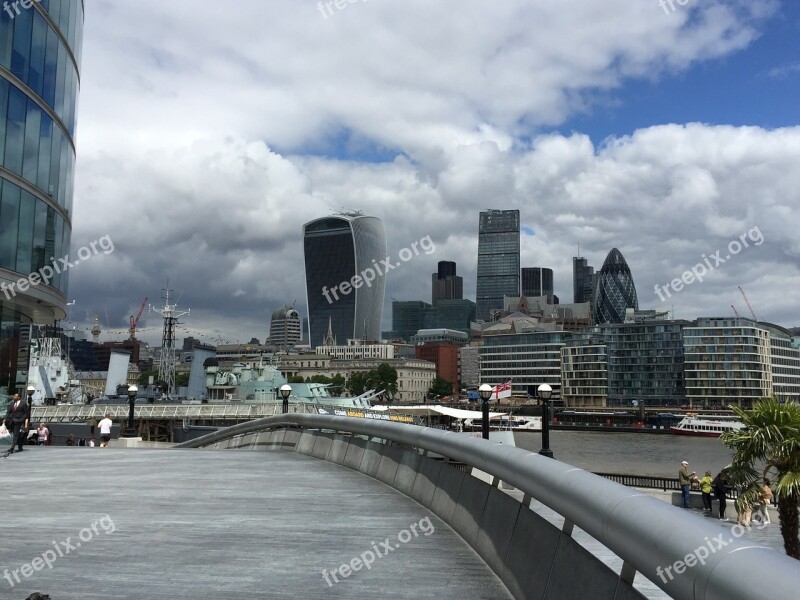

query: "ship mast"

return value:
[151, 285, 190, 396]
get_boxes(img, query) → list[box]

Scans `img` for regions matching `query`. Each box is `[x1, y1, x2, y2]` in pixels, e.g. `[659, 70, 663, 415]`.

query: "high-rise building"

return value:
[431, 260, 463, 305]
[0, 3, 84, 393]
[573, 257, 595, 305]
[476, 210, 520, 321]
[521, 267, 554, 304]
[593, 248, 638, 324]
[391, 300, 431, 342]
[303, 214, 386, 347]
[269, 305, 301, 351]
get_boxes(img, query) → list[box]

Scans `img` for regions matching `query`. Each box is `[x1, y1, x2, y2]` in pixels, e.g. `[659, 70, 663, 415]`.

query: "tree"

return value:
[369, 363, 398, 400]
[138, 369, 159, 385]
[347, 371, 368, 396]
[287, 375, 305, 384]
[722, 396, 800, 559]
[428, 376, 454, 400]
[175, 372, 190, 388]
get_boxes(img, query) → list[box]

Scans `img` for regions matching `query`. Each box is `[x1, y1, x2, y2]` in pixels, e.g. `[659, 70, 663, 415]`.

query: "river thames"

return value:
[514, 430, 734, 477]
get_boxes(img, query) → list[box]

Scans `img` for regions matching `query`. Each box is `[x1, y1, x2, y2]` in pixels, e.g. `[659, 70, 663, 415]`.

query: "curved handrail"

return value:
[177, 414, 800, 600]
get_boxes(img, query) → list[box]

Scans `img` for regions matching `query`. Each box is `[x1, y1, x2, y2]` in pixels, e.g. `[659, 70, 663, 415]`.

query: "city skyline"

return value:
[45, 1, 800, 346]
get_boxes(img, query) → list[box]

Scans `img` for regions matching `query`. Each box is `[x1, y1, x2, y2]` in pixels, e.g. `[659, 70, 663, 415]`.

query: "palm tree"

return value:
[721, 396, 800, 559]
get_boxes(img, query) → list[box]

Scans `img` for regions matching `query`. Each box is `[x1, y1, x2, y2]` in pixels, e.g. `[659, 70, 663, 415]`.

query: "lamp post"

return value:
[478, 383, 493, 440]
[280, 384, 292, 414]
[123, 385, 138, 437]
[537, 383, 553, 458]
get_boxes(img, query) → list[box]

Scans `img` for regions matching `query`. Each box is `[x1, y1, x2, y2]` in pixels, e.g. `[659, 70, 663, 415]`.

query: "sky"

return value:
[65, 0, 800, 347]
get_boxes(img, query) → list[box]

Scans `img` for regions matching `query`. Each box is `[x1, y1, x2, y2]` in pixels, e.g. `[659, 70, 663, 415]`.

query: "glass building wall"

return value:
[0, 0, 83, 393]
[683, 318, 772, 408]
[479, 330, 568, 401]
[593, 248, 638, 324]
[303, 215, 386, 347]
[476, 209, 519, 321]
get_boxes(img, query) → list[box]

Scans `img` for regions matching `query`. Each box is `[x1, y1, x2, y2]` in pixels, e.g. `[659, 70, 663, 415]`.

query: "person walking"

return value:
[699, 470, 713, 512]
[98, 413, 113, 448]
[3, 393, 30, 454]
[678, 461, 695, 508]
[756, 479, 773, 524]
[37, 422, 49, 446]
[712, 471, 728, 520]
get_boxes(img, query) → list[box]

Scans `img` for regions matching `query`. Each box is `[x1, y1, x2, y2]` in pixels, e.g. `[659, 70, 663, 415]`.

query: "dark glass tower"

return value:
[593, 248, 638, 324]
[476, 210, 520, 321]
[431, 260, 463, 305]
[573, 257, 595, 304]
[0, 2, 83, 393]
[303, 214, 386, 347]
[521, 267, 554, 304]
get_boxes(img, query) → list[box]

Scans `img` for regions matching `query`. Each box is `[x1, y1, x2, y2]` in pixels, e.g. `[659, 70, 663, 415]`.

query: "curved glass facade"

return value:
[0, 1, 82, 295]
[593, 248, 638, 324]
[303, 215, 386, 347]
[0, 0, 83, 392]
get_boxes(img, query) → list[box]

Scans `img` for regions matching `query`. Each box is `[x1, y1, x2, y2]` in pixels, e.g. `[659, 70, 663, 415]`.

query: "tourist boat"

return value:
[669, 414, 745, 437]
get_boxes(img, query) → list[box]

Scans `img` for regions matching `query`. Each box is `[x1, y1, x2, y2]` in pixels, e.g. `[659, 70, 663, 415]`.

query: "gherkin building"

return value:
[593, 248, 638, 324]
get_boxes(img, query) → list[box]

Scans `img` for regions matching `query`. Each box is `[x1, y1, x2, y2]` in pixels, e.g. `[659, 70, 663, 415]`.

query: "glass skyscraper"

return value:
[303, 214, 386, 347]
[593, 248, 638, 324]
[573, 256, 594, 304]
[0, 1, 83, 393]
[476, 209, 520, 321]
[521, 267, 554, 304]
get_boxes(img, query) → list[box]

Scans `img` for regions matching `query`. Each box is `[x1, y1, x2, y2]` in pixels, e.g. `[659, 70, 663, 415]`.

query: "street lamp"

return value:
[537, 384, 553, 458]
[478, 383, 493, 440]
[280, 384, 292, 414]
[123, 385, 138, 437]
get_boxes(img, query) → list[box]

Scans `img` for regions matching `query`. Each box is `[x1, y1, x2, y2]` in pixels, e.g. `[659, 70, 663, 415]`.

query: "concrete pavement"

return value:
[0, 447, 511, 599]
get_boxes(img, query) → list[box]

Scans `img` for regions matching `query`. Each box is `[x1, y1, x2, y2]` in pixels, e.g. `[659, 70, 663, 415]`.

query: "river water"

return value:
[514, 430, 735, 478]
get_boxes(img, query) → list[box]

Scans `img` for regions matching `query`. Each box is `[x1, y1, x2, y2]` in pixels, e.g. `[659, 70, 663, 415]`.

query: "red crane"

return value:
[129, 296, 148, 339]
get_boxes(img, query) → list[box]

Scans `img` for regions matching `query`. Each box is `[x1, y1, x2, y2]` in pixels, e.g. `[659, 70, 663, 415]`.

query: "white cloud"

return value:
[66, 0, 798, 345]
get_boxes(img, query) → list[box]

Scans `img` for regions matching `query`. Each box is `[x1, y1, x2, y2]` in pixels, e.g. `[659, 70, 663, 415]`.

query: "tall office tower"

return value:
[269, 305, 301, 351]
[476, 210, 520, 321]
[431, 260, 463, 305]
[593, 248, 639, 324]
[573, 257, 595, 304]
[0, 3, 84, 393]
[303, 213, 387, 347]
[521, 267, 554, 304]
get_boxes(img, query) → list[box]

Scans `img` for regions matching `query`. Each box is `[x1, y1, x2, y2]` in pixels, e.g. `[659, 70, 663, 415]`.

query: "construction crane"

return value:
[738, 287, 758, 321]
[129, 296, 148, 339]
[731, 305, 740, 318]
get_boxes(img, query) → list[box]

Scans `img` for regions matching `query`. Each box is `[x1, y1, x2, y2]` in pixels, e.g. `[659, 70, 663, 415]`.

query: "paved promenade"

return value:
[1, 448, 511, 599]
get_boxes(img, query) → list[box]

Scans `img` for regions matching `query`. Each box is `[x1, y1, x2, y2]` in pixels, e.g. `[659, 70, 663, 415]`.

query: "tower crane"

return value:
[129, 296, 148, 339]
[738, 287, 758, 321]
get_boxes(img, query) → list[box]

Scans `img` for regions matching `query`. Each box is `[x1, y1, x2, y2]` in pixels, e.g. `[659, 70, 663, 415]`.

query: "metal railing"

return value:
[178, 414, 800, 600]
[29, 403, 315, 423]
[595, 472, 739, 499]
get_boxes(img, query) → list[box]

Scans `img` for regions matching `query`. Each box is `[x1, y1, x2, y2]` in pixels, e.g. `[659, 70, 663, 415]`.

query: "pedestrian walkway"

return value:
[1, 448, 511, 599]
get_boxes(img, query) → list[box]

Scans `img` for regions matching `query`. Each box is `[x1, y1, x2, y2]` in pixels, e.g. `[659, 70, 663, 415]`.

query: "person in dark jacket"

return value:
[712, 471, 728, 521]
[3, 393, 30, 454]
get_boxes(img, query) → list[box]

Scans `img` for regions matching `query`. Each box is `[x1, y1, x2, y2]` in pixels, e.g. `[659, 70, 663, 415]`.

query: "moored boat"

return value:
[669, 414, 744, 437]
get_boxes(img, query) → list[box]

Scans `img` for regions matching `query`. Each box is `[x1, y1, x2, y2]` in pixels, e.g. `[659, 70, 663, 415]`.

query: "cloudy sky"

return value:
[66, 0, 800, 346]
